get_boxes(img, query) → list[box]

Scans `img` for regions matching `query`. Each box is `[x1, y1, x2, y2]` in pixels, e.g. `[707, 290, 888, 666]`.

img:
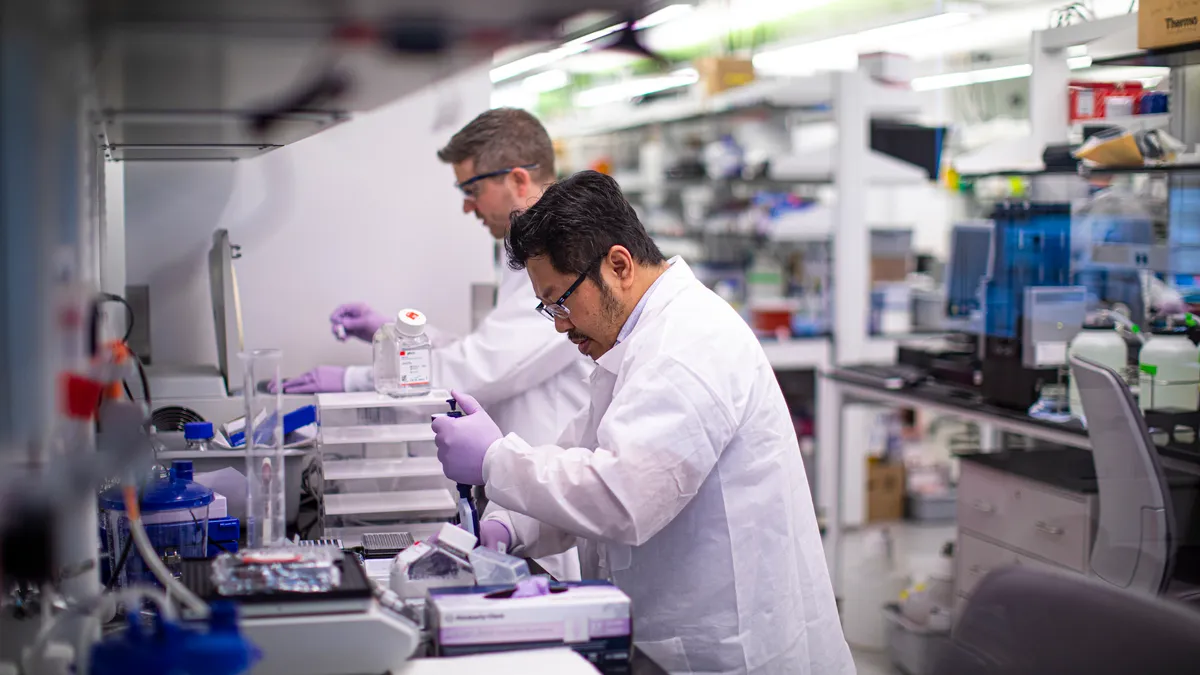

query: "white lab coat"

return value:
[481, 259, 853, 674]
[347, 262, 592, 580]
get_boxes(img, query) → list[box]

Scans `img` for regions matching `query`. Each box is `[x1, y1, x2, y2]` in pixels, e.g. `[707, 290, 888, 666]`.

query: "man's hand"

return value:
[269, 366, 346, 394]
[330, 303, 388, 343]
[431, 390, 502, 485]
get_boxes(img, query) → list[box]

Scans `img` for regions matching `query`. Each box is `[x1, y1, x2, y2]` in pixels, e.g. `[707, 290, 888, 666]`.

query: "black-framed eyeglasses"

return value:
[456, 163, 539, 199]
[536, 255, 605, 322]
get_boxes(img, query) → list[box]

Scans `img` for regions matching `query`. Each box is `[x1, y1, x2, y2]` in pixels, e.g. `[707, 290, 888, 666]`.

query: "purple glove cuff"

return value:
[479, 520, 513, 552]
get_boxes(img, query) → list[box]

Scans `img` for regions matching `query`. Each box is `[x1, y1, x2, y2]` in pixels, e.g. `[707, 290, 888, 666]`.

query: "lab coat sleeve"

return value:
[431, 297, 581, 409]
[480, 403, 594, 559]
[482, 356, 737, 548]
[343, 365, 374, 392]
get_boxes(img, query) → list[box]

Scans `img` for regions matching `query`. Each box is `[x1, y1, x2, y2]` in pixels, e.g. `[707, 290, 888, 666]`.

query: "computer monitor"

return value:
[945, 222, 994, 321]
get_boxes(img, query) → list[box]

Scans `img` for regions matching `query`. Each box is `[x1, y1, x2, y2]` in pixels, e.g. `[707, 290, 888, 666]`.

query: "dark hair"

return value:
[505, 170, 666, 277]
[437, 108, 555, 182]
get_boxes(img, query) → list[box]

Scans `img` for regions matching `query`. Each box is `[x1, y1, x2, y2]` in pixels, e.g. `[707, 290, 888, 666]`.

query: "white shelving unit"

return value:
[322, 456, 445, 482]
[320, 424, 435, 446]
[759, 337, 831, 370]
[314, 391, 456, 546]
[556, 70, 927, 372]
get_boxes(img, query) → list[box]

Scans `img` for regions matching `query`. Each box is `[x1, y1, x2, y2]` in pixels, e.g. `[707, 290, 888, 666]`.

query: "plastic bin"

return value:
[883, 603, 951, 675]
[906, 489, 957, 522]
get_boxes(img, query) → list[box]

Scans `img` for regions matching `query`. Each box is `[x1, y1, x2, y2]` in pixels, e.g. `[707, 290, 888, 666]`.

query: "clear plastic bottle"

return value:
[1067, 322, 1127, 419]
[1139, 327, 1200, 412]
[373, 308, 432, 398]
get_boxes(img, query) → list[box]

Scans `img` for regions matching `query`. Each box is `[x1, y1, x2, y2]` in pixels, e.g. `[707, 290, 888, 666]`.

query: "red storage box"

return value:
[1069, 81, 1144, 122]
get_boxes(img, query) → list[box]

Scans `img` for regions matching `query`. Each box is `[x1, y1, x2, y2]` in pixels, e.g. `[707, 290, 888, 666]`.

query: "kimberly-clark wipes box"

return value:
[428, 581, 632, 673]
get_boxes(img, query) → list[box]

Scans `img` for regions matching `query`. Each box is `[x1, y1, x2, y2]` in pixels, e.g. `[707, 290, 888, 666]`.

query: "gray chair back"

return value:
[1071, 354, 1173, 593]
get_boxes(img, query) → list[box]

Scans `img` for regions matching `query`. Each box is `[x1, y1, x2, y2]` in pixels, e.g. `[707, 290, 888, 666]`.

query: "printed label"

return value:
[1035, 342, 1067, 367]
[397, 348, 431, 386]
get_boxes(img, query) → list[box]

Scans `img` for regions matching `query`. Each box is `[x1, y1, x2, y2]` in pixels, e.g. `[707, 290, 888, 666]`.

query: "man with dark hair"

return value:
[433, 171, 853, 674]
[274, 108, 588, 580]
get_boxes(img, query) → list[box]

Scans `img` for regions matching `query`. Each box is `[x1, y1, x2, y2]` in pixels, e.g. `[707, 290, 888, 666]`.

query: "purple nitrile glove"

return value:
[269, 366, 346, 394]
[478, 520, 512, 552]
[330, 302, 388, 343]
[431, 390, 502, 486]
[511, 576, 551, 598]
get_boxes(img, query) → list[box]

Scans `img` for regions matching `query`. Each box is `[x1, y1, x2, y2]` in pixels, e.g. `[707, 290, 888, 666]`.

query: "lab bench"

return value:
[818, 369, 1200, 598]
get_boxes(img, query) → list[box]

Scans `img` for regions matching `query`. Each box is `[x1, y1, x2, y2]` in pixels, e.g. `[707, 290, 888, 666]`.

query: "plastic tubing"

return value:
[122, 484, 209, 616]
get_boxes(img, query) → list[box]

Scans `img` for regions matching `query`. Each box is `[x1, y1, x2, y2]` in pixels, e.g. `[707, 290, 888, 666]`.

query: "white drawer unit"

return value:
[1007, 482, 1092, 572]
[956, 533, 1019, 599]
[957, 464, 1014, 544]
[955, 458, 1098, 623]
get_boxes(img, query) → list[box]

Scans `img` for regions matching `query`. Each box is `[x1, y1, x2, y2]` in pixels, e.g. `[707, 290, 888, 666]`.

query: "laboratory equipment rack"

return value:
[315, 391, 457, 548]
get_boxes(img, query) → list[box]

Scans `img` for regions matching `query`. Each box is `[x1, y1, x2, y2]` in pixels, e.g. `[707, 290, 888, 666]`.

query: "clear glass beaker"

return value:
[240, 349, 286, 549]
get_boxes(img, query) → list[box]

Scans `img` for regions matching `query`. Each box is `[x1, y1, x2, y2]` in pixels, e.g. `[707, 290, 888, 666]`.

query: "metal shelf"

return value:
[1091, 42, 1200, 68]
[959, 163, 1200, 179]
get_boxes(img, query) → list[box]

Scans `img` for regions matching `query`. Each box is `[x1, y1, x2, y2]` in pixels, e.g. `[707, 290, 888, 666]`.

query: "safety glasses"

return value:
[536, 255, 606, 322]
[456, 163, 539, 199]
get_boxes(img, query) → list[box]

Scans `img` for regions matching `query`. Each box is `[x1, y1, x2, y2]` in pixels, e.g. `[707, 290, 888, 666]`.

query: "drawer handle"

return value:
[971, 500, 995, 514]
[1035, 521, 1064, 536]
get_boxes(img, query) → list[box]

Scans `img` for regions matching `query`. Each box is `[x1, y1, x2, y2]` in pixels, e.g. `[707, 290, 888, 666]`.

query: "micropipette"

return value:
[433, 398, 480, 537]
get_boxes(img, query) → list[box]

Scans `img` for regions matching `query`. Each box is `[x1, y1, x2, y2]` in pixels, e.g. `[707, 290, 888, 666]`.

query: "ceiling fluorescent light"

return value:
[636, 4, 694, 30]
[522, 69, 570, 93]
[911, 64, 1032, 91]
[575, 68, 698, 107]
[649, 0, 840, 52]
[490, 4, 693, 84]
[910, 56, 1097, 92]
[752, 12, 974, 75]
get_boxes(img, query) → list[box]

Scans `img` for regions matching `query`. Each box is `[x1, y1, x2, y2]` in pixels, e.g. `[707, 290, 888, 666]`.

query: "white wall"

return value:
[125, 66, 496, 376]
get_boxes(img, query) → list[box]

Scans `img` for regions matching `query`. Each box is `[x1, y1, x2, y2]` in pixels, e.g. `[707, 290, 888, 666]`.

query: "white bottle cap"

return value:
[395, 308, 427, 337]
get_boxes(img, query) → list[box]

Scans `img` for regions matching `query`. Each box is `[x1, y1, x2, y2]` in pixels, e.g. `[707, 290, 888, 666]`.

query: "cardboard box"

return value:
[871, 256, 911, 284]
[1139, 0, 1200, 50]
[695, 57, 755, 96]
[867, 461, 906, 522]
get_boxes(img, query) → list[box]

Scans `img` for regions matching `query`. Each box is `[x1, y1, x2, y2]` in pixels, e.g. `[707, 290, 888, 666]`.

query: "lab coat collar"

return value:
[498, 259, 533, 301]
[594, 257, 691, 374]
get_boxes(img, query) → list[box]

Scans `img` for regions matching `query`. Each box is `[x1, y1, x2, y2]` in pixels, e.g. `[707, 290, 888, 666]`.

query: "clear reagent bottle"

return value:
[374, 308, 432, 398]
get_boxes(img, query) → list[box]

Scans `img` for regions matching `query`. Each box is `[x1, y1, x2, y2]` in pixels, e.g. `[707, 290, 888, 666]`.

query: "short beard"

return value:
[598, 278, 624, 323]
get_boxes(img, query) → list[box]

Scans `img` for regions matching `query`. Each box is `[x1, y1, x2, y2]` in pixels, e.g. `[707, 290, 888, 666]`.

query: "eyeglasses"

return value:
[536, 256, 605, 322]
[456, 163, 539, 199]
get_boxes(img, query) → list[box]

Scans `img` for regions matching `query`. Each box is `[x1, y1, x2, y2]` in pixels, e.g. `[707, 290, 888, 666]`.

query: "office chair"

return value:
[931, 566, 1200, 675]
[1071, 354, 1175, 594]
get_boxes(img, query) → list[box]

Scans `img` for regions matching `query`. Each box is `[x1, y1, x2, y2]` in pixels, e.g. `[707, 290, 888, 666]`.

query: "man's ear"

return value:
[510, 167, 533, 198]
[607, 246, 636, 289]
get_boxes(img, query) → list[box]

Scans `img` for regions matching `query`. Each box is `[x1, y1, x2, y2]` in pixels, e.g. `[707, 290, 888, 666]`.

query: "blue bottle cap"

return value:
[184, 421, 214, 441]
[99, 461, 214, 512]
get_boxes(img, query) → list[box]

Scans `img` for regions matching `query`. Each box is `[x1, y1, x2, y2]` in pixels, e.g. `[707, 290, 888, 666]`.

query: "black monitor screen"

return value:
[946, 223, 993, 318]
